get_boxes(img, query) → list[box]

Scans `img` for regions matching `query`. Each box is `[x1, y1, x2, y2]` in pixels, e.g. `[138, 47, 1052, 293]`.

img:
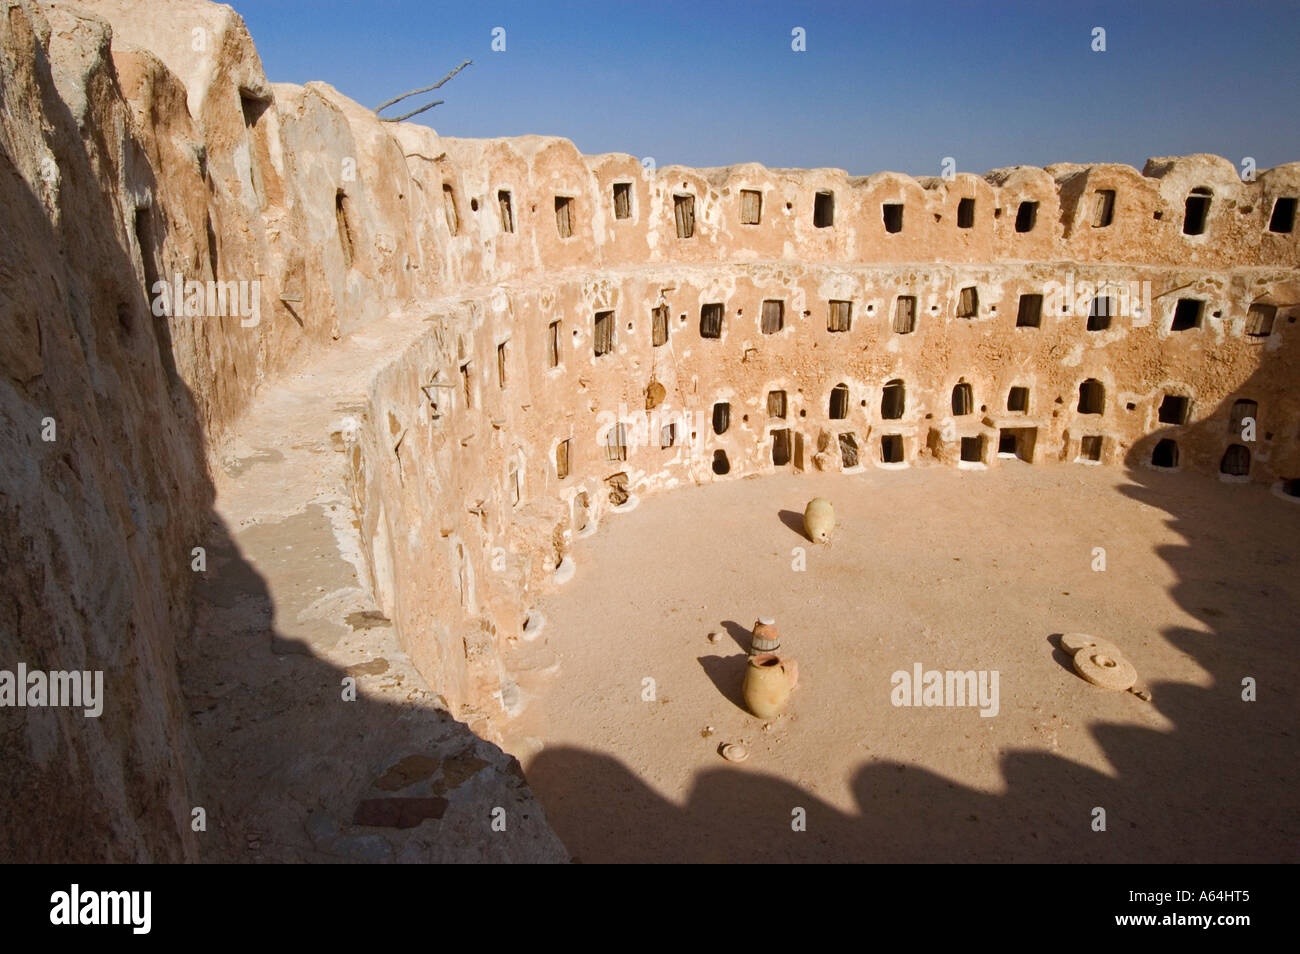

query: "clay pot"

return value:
[743, 653, 797, 719]
[750, 617, 780, 654]
[803, 498, 834, 543]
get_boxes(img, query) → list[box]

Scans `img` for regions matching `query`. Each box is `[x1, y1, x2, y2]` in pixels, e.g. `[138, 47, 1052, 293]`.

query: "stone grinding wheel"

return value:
[1073, 647, 1138, 691]
[1061, 633, 1124, 657]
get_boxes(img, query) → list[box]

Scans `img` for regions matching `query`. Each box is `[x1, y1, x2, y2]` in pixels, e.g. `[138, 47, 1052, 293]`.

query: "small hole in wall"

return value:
[1153, 211, 1163, 220]
[742, 414, 749, 423]
[799, 409, 806, 418]
[116, 303, 134, 340]
[470, 198, 479, 212]
[785, 202, 793, 210]
[1126, 402, 1136, 411]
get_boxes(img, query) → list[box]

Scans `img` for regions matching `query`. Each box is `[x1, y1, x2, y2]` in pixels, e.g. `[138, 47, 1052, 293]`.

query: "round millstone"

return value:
[1073, 648, 1138, 691]
[1061, 632, 1123, 657]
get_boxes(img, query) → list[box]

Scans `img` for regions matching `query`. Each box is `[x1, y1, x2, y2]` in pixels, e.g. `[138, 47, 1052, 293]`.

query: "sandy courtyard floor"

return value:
[510, 461, 1300, 863]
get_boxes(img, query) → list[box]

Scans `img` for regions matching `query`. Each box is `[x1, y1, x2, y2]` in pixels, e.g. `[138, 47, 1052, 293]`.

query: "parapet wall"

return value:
[3, 0, 1297, 856]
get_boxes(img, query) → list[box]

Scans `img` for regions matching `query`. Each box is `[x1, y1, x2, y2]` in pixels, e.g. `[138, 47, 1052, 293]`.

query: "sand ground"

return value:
[510, 461, 1300, 863]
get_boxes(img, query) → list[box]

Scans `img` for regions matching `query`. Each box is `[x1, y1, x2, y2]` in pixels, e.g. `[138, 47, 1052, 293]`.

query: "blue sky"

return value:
[230, 0, 1300, 176]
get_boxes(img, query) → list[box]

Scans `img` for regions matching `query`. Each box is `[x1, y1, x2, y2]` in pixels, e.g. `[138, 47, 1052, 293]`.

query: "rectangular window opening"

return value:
[554, 196, 574, 239]
[613, 182, 632, 220]
[442, 184, 459, 235]
[1183, 190, 1211, 235]
[497, 190, 514, 233]
[814, 191, 835, 228]
[652, 305, 669, 347]
[700, 302, 724, 339]
[767, 390, 787, 419]
[547, 320, 560, 368]
[1087, 296, 1113, 331]
[496, 340, 508, 387]
[1079, 435, 1103, 462]
[1158, 394, 1190, 425]
[661, 422, 677, 448]
[1015, 201, 1038, 233]
[605, 423, 628, 462]
[828, 299, 852, 333]
[712, 402, 731, 435]
[761, 299, 784, 334]
[838, 432, 859, 468]
[1152, 438, 1179, 468]
[881, 434, 904, 464]
[1171, 298, 1203, 331]
[881, 381, 906, 420]
[829, 383, 850, 420]
[952, 382, 974, 416]
[555, 439, 570, 479]
[960, 435, 984, 463]
[1268, 196, 1297, 234]
[460, 362, 472, 409]
[594, 310, 616, 357]
[883, 203, 904, 233]
[674, 193, 695, 238]
[1092, 189, 1116, 228]
[771, 428, 792, 466]
[1016, 293, 1043, 328]
[957, 286, 979, 319]
[1229, 399, 1257, 434]
[740, 189, 762, 225]
[957, 197, 975, 229]
[1246, 303, 1277, 338]
[893, 296, 916, 334]
[1007, 386, 1029, 413]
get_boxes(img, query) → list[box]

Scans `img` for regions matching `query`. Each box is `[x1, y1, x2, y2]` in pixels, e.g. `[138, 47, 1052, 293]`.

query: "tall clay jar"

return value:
[743, 653, 795, 719]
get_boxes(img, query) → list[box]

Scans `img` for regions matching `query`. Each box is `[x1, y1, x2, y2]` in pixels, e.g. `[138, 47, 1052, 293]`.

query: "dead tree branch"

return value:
[375, 60, 472, 121]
